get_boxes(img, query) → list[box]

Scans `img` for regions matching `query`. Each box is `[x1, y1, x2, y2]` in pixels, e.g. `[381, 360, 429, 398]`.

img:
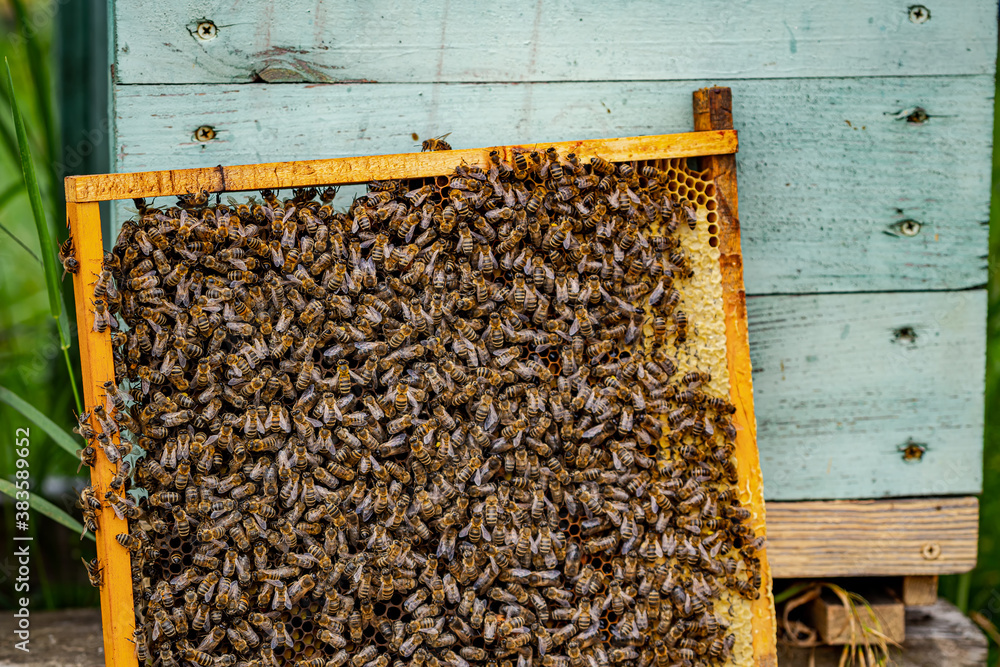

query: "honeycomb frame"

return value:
[67, 124, 774, 667]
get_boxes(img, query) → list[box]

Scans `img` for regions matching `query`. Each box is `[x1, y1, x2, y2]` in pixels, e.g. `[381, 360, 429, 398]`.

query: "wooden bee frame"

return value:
[67, 87, 776, 667]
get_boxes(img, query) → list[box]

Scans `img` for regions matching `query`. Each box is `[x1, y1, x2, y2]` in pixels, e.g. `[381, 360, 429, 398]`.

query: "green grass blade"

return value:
[0, 219, 41, 263]
[0, 385, 81, 458]
[61, 340, 83, 413]
[0, 478, 93, 541]
[0, 179, 40, 262]
[56, 292, 73, 350]
[955, 571, 971, 613]
[5, 59, 72, 356]
[773, 581, 813, 605]
[0, 174, 42, 264]
[3, 58, 80, 413]
[10, 0, 57, 173]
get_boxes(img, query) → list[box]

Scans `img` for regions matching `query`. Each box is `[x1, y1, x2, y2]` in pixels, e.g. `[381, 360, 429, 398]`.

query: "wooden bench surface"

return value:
[104, 1, 994, 505]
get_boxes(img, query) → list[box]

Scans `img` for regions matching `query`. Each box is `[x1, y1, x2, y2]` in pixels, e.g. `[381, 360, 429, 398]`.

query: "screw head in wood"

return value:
[898, 438, 927, 461]
[194, 126, 216, 142]
[906, 107, 929, 124]
[908, 5, 930, 23]
[899, 219, 921, 236]
[921, 543, 941, 560]
[196, 20, 218, 40]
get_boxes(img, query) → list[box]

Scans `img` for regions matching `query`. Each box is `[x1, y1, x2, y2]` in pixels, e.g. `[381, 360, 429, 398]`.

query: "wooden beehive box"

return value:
[67, 0, 992, 660]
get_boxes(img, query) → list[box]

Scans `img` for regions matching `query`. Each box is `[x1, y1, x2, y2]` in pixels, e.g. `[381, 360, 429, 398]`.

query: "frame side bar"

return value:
[694, 88, 777, 666]
[65, 130, 737, 203]
[68, 201, 138, 667]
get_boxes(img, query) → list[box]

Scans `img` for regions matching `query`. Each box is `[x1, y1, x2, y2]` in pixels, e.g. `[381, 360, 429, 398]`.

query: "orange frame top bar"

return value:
[64, 130, 737, 203]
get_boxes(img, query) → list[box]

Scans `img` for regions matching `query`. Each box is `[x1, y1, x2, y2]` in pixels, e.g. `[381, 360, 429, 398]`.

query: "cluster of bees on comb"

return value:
[71, 140, 764, 667]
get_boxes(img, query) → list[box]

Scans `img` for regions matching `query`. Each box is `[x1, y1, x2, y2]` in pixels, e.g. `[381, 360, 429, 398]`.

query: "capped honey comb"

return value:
[78, 144, 763, 667]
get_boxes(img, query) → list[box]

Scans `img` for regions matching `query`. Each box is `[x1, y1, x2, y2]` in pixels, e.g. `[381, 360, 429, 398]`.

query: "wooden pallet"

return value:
[67, 88, 776, 666]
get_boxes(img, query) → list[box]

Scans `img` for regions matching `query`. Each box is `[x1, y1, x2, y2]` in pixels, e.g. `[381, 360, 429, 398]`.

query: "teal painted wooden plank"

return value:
[110, 76, 992, 293]
[112, 0, 998, 83]
[750, 290, 985, 501]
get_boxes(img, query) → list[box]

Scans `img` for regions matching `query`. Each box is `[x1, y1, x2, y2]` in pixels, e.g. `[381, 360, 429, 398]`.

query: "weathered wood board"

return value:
[810, 590, 906, 644]
[766, 497, 979, 577]
[112, 1, 997, 83]
[111, 76, 992, 293]
[901, 576, 940, 606]
[751, 290, 985, 500]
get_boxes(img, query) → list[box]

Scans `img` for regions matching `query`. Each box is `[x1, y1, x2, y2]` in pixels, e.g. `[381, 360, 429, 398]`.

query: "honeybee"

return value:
[82, 557, 102, 587]
[92, 298, 116, 332]
[58, 237, 79, 278]
[109, 459, 132, 491]
[76, 444, 97, 473]
[422, 134, 453, 152]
